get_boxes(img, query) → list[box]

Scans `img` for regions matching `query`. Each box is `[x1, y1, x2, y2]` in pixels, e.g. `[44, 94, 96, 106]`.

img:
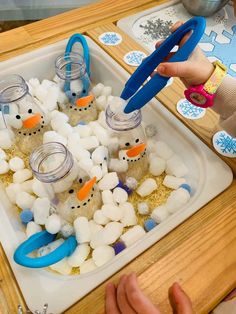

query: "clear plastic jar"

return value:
[30, 142, 101, 223]
[105, 100, 148, 181]
[0, 74, 50, 155]
[55, 52, 97, 126]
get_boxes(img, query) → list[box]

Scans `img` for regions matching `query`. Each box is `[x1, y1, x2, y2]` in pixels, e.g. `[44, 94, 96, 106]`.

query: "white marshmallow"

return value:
[69, 146, 90, 161]
[13, 169, 32, 184]
[21, 180, 34, 194]
[78, 158, 93, 173]
[120, 225, 146, 247]
[67, 244, 90, 267]
[80, 258, 97, 274]
[45, 214, 61, 234]
[166, 155, 188, 178]
[101, 160, 108, 176]
[74, 217, 91, 243]
[16, 191, 36, 210]
[80, 136, 99, 150]
[98, 172, 119, 191]
[67, 132, 81, 147]
[43, 131, 67, 146]
[137, 202, 149, 215]
[95, 95, 107, 111]
[0, 159, 9, 174]
[101, 204, 123, 221]
[136, 178, 158, 197]
[50, 259, 72, 275]
[32, 197, 51, 225]
[125, 177, 138, 190]
[102, 190, 115, 205]
[149, 157, 166, 176]
[120, 202, 137, 227]
[166, 188, 191, 214]
[92, 146, 108, 165]
[90, 229, 106, 249]
[5, 183, 22, 203]
[26, 221, 42, 238]
[98, 110, 109, 129]
[88, 220, 103, 235]
[92, 245, 115, 267]
[70, 79, 83, 93]
[50, 110, 69, 123]
[103, 222, 123, 245]
[43, 85, 59, 111]
[89, 121, 110, 146]
[32, 178, 55, 199]
[91, 83, 105, 97]
[151, 205, 169, 223]
[34, 84, 48, 102]
[0, 148, 7, 160]
[0, 129, 13, 149]
[109, 158, 128, 173]
[163, 175, 186, 190]
[75, 124, 92, 138]
[102, 86, 112, 97]
[107, 137, 119, 155]
[89, 165, 103, 181]
[57, 123, 73, 138]
[113, 187, 128, 204]
[154, 141, 174, 160]
[93, 210, 110, 225]
[9, 157, 25, 172]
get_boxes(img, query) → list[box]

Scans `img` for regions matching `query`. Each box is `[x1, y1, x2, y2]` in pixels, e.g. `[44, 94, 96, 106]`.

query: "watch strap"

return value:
[204, 60, 227, 94]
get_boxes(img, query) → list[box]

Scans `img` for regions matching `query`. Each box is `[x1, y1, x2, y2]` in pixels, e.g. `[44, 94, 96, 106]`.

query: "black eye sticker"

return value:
[68, 189, 74, 194]
[135, 138, 140, 143]
[125, 142, 130, 147]
[72, 92, 76, 97]
[79, 178, 83, 184]
[28, 109, 33, 114]
[16, 115, 21, 120]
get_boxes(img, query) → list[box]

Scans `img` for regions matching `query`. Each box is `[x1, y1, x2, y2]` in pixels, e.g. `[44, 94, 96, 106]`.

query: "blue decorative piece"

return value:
[180, 184, 191, 194]
[20, 210, 33, 224]
[78, 121, 86, 125]
[99, 32, 122, 46]
[144, 218, 157, 232]
[212, 131, 236, 158]
[113, 241, 126, 255]
[115, 180, 133, 195]
[176, 98, 206, 120]
[200, 26, 236, 77]
[124, 51, 147, 67]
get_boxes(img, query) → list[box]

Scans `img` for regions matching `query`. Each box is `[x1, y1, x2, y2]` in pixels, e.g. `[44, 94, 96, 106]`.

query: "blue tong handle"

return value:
[64, 34, 91, 98]
[122, 16, 206, 114]
[14, 231, 77, 268]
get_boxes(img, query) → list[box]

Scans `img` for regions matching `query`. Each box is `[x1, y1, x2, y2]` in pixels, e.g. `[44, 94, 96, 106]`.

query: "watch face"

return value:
[190, 92, 206, 105]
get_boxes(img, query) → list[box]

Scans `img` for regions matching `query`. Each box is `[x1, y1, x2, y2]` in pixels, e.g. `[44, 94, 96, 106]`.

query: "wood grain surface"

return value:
[0, 1, 235, 313]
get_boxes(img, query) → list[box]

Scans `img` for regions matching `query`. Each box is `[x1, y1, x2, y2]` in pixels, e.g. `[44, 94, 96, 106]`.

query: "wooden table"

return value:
[0, 1, 236, 313]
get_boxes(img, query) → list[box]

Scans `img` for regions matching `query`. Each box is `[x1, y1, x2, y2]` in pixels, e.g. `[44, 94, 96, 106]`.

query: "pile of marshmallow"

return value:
[0, 78, 191, 275]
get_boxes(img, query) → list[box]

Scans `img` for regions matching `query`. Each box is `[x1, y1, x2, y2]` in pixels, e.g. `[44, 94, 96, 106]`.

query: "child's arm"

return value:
[156, 21, 236, 138]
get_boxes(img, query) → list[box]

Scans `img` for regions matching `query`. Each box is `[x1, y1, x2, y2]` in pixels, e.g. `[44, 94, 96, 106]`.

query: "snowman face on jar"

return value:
[58, 176, 101, 223]
[6, 100, 48, 138]
[118, 130, 147, 163]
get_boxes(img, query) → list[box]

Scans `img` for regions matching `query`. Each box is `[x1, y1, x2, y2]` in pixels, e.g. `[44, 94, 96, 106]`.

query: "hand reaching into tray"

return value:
[105, 273, 193, 314]
[155, 21, 214, 87]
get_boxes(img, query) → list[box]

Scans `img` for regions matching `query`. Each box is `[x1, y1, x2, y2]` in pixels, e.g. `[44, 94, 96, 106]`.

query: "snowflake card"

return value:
[118, 1, 236, 77]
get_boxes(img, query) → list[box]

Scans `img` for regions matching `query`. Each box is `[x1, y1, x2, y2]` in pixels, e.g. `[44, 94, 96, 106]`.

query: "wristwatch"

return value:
[184, 60, 227, 108]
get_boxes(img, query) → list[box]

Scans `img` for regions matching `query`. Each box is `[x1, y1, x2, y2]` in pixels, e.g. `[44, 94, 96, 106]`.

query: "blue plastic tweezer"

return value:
[121, 16, 206, 114]
[14, 231, 77, 268]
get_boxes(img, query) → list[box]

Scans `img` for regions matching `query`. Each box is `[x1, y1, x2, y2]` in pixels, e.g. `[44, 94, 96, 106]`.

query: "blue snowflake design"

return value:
[124, 51, 147, 66]
[200, 25, 236, 77]
[177, 99, 206, 119]
[213, 131, 236, 157]
[99, 32, 122, 46]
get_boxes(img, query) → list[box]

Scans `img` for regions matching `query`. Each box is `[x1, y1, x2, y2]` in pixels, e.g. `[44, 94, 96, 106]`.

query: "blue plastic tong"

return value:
[121, 16, 206, 114]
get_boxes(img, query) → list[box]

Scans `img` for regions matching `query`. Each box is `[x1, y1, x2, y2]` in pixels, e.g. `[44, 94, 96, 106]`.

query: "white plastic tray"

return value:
[0, 36, 233, 313]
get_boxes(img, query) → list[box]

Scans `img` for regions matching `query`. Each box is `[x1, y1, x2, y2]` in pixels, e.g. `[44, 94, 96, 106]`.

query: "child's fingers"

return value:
[105, 283, 121, 314]
[170, 20, 184, 32]
[117, 275, 136, 314]
[124, 273, 161, 314]
[169, 282, 193, 314]
[156, 60, 196, 78]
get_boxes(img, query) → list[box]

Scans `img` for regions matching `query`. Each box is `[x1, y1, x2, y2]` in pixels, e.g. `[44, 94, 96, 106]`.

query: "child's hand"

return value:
[156, 21, 214, 87]
[105, 273, 193, 314]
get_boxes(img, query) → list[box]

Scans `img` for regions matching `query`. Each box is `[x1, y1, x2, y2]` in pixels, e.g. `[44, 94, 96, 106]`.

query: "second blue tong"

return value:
[121, 16, 206, 114]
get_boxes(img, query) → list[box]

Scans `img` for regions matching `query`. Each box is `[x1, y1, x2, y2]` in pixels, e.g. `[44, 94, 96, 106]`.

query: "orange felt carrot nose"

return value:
[76, 95, 94, 108]
[126, 143, 147, 158]
[22, 113, 41, 129]
[77, 176, 97, 201]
